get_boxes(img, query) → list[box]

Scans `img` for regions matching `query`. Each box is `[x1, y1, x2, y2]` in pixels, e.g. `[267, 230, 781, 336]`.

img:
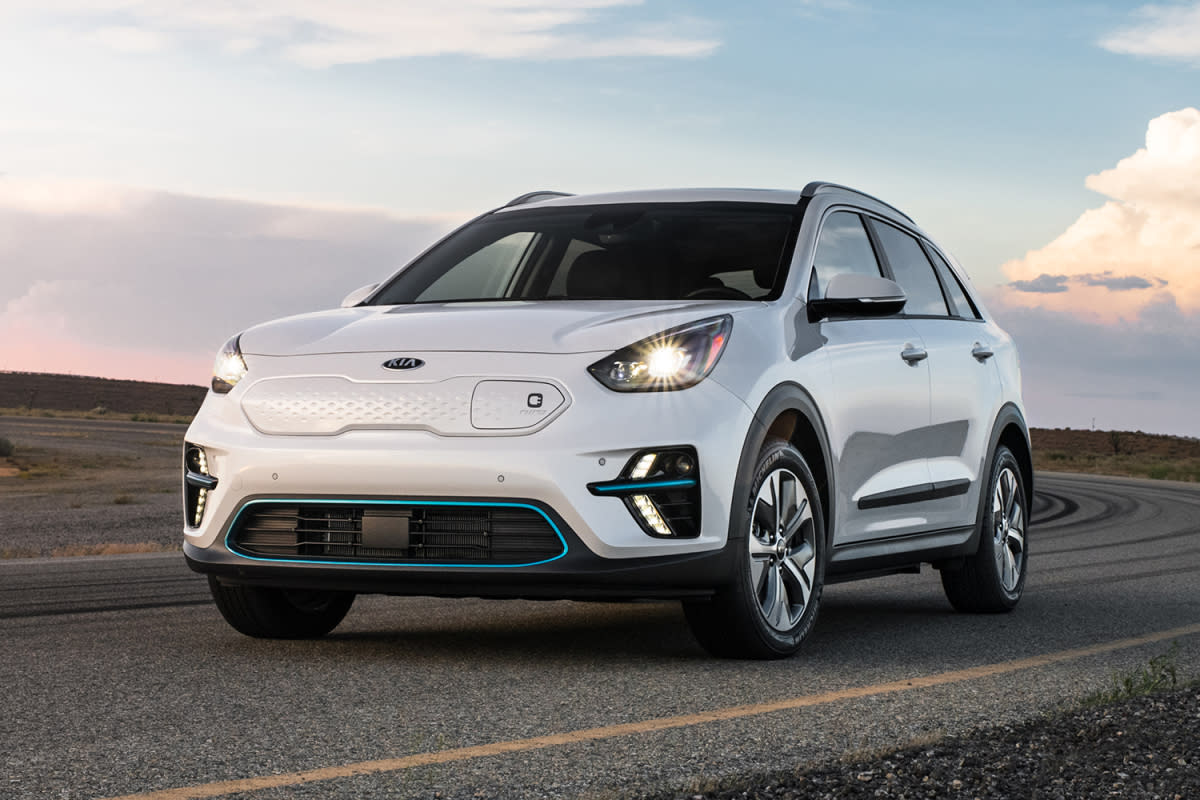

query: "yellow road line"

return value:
[102, 621, 1200, 800]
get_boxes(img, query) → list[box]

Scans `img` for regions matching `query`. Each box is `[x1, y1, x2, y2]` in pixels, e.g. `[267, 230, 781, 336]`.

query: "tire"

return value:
[207, 576, 354, 639]
[941, 444, 1028, 613]
[685, 439, 825, 659]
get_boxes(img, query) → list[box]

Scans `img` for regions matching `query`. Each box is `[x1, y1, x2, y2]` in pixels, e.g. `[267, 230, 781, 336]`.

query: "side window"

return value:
[416, 231, 535, 302]
[811, 211, 883, 297]
[925, 244, 982, 320]
[870, 221, 949, 317]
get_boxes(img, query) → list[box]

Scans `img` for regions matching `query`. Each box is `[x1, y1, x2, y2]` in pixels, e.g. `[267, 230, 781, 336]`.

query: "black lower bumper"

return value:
[184, 537, 734, 601]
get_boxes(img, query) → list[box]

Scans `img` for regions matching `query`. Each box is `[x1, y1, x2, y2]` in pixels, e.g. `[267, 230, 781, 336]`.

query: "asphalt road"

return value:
[3, 473, 1200, 800]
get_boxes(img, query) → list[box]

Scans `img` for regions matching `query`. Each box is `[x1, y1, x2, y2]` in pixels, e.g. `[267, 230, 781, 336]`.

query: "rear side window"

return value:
[870, 221, 949, 317]
[925, 245, 982, 320]
[811, 211, 883, 297]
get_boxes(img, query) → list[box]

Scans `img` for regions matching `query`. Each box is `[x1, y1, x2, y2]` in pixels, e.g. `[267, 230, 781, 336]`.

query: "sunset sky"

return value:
[2, 1, 1199, 435]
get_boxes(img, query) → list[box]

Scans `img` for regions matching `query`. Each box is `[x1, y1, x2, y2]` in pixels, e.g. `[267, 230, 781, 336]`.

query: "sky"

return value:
[1, 1, 1199, 435]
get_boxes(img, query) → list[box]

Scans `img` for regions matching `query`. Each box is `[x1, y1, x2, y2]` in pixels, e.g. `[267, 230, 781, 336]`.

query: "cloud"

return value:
[5, 1, 720, 66]
[990, 294, 1200, 436]
[1009, 272, 1163, 293]
[1101, 2, 1200, 64]
[994, 108, 1200, 435]
[1000, 107, 1200, 321]
[0, 182, 456, 384]
[82, 24, 167, 54]
[1077, 272, 1156, 291]
[1009, 274, 1069, 293]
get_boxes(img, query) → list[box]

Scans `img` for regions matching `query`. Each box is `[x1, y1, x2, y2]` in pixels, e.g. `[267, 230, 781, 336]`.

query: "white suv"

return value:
[183, 183, 1030, 658]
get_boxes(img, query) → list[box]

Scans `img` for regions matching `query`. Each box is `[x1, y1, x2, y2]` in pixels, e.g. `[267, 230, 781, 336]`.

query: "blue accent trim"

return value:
[224, 499, 568, 568]
[591, 478, 697, 493]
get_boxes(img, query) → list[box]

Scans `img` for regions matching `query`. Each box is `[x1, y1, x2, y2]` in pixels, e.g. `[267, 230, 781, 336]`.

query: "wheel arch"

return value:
[732, 383, 835, 547]
[987, 402, 1033, 506]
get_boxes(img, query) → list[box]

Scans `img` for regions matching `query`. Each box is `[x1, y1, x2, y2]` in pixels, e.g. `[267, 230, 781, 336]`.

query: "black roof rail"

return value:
[800, 181, 913, 223]
[503, 191, 573, 208]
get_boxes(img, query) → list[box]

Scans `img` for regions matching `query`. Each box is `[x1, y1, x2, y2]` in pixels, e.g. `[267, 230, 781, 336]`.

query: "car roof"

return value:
[496, 188, 804, 210]
[496, 183, 914, 224]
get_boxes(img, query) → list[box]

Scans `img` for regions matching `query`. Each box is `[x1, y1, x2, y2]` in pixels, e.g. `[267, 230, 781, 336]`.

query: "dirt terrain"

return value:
[0, 370, 205, 417]
[0, 416, 182, 557]
[1031, 427, 1200, 481]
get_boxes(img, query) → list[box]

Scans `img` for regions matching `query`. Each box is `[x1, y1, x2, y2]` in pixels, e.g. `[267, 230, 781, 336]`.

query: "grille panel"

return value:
[229, 502, 566, 566]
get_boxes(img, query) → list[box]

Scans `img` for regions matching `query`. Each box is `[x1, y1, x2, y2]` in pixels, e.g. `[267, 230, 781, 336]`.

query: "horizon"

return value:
[2, 2, 1200, 435]
[4, 368, 1200, 443]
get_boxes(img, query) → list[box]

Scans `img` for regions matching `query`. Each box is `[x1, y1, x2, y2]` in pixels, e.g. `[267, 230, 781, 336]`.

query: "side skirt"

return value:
[826, 524, 977, 579]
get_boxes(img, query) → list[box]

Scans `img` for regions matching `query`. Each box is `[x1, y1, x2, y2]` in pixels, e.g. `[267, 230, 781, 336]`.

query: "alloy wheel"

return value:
[992, 466, 1026, 593]
[748, 467, 818, 632]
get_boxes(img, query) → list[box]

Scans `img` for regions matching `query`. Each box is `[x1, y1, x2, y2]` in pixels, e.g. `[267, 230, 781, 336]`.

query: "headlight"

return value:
[211, 334, 248, 394]
[588, 316, 732, 392]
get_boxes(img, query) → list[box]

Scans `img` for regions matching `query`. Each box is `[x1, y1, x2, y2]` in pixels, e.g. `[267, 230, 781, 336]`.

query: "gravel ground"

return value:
[660, 687, 1200, 800]
[0, 416, 181, 556]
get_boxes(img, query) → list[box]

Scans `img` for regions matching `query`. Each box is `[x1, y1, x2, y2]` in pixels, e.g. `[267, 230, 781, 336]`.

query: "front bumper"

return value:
[183, 350, 756, 588]
[186, 514, 735, 600]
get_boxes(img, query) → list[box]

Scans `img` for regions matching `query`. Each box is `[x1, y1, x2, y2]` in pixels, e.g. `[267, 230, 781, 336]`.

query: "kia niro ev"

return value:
[183, 183, 1030, 659]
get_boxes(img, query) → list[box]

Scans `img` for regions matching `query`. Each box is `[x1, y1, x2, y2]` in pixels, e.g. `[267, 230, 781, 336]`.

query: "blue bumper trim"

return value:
[588, 478, 697, 495]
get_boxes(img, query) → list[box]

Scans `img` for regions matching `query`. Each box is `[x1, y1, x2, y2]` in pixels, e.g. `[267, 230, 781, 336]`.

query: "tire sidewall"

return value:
[729, 439, 826, 655]
[980, 445, 1027, 606]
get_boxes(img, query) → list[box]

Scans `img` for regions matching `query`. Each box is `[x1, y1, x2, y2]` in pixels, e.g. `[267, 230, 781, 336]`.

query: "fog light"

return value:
[194, 488, 208, 527]
[184, 444, 217, 529]
[587, 446, 701, 538]
[630, 453, 657, 480]
[631, 494, 671, 536]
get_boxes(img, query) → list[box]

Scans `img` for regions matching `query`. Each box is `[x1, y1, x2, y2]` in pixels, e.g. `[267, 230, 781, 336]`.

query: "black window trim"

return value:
[803, 204, 988, 325]
[919, 239, 985, 322]
[861, 213, 964, 322]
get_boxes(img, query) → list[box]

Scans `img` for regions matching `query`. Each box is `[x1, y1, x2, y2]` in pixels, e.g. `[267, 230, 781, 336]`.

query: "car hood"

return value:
[238, 300, 755, 356]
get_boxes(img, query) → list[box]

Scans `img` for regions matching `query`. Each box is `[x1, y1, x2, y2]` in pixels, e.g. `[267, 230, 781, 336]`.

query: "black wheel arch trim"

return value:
[984, 402, 1033, 507]
[972, 402, 1033, 548]
[731, 383, 836, 549]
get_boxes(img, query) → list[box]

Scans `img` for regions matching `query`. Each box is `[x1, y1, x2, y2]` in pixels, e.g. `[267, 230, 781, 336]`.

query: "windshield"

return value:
[369, 204, 798, 305]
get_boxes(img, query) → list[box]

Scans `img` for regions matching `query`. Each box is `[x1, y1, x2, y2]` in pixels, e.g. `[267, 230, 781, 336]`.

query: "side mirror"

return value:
[340, 283, 379, 308]
[808, 274, 906, 321]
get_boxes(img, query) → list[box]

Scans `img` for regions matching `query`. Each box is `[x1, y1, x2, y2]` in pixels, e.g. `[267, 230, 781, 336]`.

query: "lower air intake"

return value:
[229, 501, 565, 566]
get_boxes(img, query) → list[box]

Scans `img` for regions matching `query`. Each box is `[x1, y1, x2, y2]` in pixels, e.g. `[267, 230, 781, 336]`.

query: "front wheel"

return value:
[685, 440, 825, 659]
[208, 576, 355, 639]
[941, 445, 1028, 612]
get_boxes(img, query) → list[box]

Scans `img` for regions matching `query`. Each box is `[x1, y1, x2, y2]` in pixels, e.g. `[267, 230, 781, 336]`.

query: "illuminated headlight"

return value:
[211, 334, 248, 394]
[588, 316, 732, 392]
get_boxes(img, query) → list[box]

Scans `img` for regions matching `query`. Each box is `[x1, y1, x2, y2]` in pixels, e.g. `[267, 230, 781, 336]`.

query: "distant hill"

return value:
[1032, 427, 1200, 460]
[0, 371, 207, 416]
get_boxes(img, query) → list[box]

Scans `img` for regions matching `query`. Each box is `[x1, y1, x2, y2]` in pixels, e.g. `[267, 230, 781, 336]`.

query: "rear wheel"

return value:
[941, 445, 1027, 612]
[208, 576, 354, 639]
[685, 439, 825, 659]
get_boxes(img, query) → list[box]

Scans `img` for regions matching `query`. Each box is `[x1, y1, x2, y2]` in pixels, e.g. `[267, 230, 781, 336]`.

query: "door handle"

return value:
[971, 343, 994, 361]
[900, 345, 928, 364]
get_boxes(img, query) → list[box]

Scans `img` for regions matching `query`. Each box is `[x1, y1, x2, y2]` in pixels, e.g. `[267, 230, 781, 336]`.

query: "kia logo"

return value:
[382, 357, 425, 371]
